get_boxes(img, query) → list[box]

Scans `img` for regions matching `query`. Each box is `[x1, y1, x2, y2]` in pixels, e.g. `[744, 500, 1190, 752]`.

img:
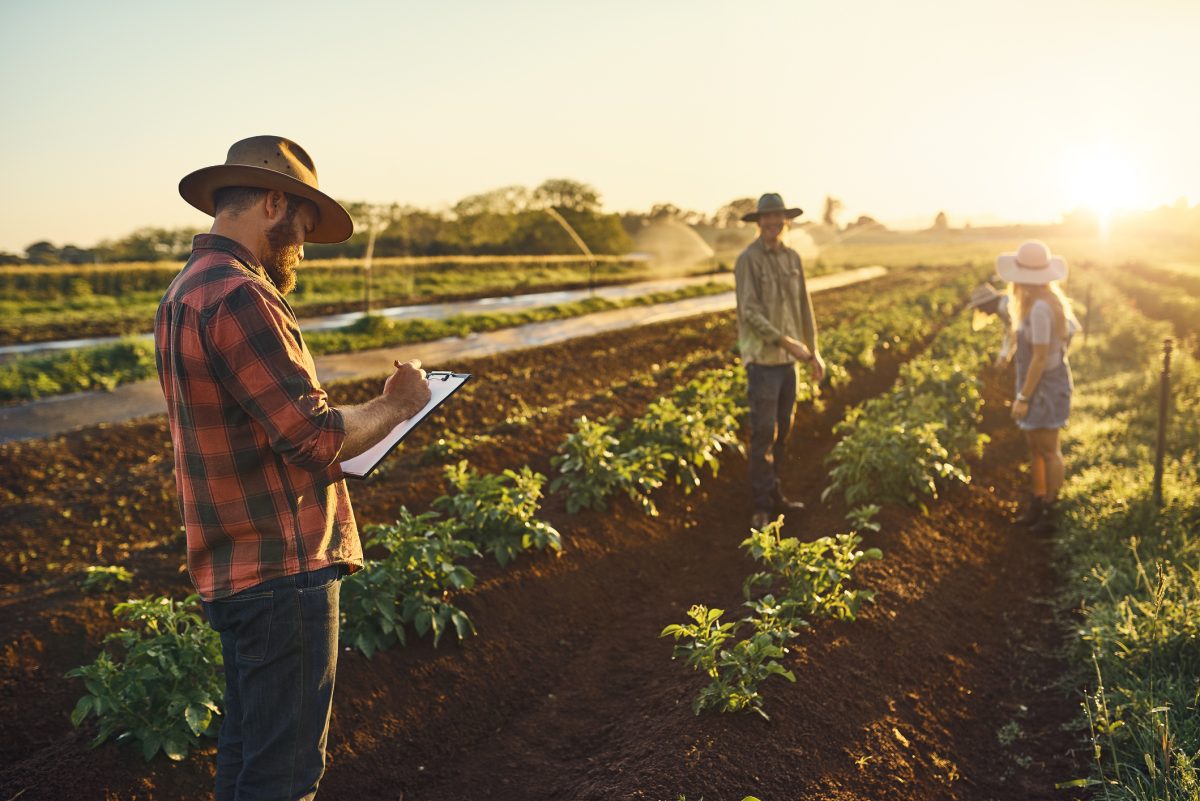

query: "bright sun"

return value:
[1066, 144, 1145, 236]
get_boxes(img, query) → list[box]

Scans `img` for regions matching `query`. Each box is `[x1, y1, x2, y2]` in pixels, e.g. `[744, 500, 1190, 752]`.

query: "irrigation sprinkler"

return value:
[543, 206, 597, 295]
[362, 223, 377, 316]
[357, 204, 397, 316]
[1152, 337, 1173, 508]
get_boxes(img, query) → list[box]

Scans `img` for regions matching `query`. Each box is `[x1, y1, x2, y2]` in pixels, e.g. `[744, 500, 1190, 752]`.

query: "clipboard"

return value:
[340, 371, 472, 480]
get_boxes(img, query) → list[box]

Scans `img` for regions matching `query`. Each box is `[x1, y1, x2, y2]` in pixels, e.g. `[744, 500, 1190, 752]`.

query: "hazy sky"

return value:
[2, 0, 1197, 251]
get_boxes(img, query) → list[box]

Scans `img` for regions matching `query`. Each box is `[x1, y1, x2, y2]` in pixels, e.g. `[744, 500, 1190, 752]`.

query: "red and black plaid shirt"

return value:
[155, 234, 360, 600]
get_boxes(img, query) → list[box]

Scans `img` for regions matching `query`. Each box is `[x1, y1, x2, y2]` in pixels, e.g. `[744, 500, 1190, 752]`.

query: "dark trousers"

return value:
[746, 362, 798, 512]
[202, 564, 345, 801]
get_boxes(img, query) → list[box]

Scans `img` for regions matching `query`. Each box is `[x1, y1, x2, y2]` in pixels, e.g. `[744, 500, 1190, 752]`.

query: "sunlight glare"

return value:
[1066, 144, 1145, 237]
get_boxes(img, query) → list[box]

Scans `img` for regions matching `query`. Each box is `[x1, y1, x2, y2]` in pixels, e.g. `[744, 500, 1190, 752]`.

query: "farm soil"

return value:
[0, 287, 1087, 800]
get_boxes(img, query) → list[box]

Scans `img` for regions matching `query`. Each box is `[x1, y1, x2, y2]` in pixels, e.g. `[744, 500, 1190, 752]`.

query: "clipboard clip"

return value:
[427, 371, 461, 381]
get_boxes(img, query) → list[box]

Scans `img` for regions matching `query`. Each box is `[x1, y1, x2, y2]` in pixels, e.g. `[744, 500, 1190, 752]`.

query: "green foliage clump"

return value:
[824, 316, 991, 510]
[550, 416, 665, 515]
[435, 461, 562, 566]
[661, 604, 796, 720]
[0, 338, 155, 404]
[663, 518, 881, 720]
[80, 564, 133, 594]
[65, 595, 223, 761]
[741, 523, 883, 623]
[552, 366, 746, 517]
[339, 509, 478, 657]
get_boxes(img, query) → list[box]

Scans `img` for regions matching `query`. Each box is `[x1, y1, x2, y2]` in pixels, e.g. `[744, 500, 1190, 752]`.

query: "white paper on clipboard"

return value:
[339, 371, 471, 479]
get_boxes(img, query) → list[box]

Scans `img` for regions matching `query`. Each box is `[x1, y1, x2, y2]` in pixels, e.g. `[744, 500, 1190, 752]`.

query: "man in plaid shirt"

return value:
[158, 136, 431, 801]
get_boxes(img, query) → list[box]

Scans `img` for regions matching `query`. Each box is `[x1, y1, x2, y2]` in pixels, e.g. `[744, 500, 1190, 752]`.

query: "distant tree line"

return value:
[13, 184, 1192, 267]
[0, 179, 640, 265]
[2, 183, 825, 266]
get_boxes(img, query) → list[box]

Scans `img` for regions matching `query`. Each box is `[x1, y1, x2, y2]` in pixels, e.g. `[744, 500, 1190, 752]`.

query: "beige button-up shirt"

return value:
[734, 237, 818, 365]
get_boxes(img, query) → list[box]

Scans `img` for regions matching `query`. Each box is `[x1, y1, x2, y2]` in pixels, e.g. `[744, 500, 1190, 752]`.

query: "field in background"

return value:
[0, 254, 669, 346]
[0, 236, 1197, 798]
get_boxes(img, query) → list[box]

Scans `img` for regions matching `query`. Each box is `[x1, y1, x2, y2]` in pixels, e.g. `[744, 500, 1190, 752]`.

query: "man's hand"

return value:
[780, 336, 812, 362]
[384, 359, 431, 421]
[808, 352, 826, 384]
[781, 336, 825, 382]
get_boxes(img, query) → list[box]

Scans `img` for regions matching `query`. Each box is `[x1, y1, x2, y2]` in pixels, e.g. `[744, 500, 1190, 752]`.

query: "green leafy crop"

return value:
[340, 508, 478, 657]
[436, 461, 562, 566]
[65, 595, 223, 761]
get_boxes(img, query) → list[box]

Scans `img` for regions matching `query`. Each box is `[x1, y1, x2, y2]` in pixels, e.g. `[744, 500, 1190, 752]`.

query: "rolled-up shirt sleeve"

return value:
[735, 254, 782, 343]
[205, 282, 347, 471]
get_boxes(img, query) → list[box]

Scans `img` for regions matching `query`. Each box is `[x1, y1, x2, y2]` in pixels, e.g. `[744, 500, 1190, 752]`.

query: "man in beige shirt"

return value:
[734, 193, 826, 530]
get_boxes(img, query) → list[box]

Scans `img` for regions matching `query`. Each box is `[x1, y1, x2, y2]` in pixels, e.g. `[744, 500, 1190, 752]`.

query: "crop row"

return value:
[67, 461, 562, 761]
[823, 313, 993, 517]
[550, 268, 984, 519]
[1094, 261, 1200, 349]
[660, 309, 993, 720]
[0, 255, 636, 302]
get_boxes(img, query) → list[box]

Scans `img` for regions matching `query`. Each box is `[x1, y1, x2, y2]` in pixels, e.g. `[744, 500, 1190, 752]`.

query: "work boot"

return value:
[1029, 500, 1058, 536]
[1015, 495, 1045, 526]
[750, 510, 773, 531]
[772, 493, 806, 515]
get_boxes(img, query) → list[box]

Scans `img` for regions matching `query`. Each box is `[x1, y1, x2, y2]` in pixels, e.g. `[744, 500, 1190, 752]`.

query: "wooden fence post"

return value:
[1153, 337, 1174, 508]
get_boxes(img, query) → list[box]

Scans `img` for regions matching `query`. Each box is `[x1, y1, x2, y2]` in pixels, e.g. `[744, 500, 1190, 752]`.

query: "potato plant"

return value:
[660, 604, 796, 720]
[550, 415, 665, 515]
[339, 509, 479, 656]
[435, 460, 562, 566]
[65, 595, 223, 761]
[664, 518, 882, 720]
[824, 410, 965, 507]
[741, 520, 883, 623]
[552, 366, 745, 516]
[80, 564, 134, 594]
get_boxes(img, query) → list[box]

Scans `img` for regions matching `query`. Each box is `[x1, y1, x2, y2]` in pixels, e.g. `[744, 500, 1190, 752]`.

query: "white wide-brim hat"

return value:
[996, 240, 1067, 285]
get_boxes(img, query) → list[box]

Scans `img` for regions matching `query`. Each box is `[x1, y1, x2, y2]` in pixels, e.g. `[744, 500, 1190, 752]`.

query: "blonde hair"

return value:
[1010, 281, 1077, 340]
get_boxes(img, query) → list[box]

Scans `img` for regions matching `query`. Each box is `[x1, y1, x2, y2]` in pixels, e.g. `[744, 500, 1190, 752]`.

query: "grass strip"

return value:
[1051, 284, 1200, 798]
[0, 282, 731, 405]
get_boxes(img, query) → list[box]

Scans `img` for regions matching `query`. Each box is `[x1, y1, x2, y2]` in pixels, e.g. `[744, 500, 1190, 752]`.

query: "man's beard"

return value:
[263, 217, 303, 295]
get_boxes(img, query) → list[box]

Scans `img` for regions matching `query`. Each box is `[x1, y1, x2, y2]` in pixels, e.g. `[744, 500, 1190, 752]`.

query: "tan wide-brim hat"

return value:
[996, 240, 1068, 285]
[966, 282, 1004, 309]
[742, 193, 804, 223]
[179, 135, 354, 244]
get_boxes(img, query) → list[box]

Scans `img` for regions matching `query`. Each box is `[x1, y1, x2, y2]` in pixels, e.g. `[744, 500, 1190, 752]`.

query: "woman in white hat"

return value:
[996, 240, 1079, 533]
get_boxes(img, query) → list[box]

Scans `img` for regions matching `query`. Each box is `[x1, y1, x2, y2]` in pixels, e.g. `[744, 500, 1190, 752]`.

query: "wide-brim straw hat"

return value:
[742, 193, 804, 223]
[996, 240, 1068, 285]
[179, 135, 354, 244]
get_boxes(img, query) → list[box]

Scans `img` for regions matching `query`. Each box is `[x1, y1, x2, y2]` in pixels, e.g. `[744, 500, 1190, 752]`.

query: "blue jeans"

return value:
[202, 564, 346, 801]
[746, 362, 798, 512]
